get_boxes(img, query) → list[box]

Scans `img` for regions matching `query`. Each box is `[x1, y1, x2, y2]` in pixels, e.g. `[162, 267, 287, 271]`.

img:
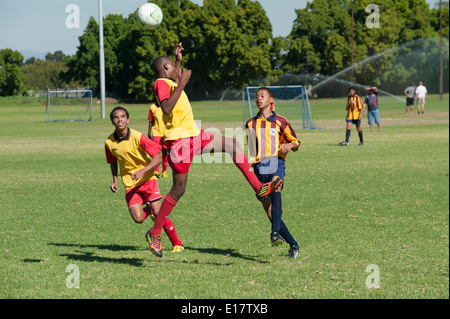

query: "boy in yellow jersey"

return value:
[146, 43, 282, 257]
[340, 87, 365, 146]
[245, 87, 301, 258]
[148, 103, 169, 178]
[105, 106, 184, 252]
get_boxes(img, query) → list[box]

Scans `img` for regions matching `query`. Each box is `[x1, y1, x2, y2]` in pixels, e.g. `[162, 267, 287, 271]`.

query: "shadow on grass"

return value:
[186, 246, 268, 264]
[48, 242, 145, 267]
[48, 242, 140, 252]
[46, 243, 267, 267]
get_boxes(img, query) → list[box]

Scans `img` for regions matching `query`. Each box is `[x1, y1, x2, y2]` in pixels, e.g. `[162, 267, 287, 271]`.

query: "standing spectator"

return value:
[364, 86, 381, 132]
[404, 83, 416, 115]
[415, 82, 428, 114]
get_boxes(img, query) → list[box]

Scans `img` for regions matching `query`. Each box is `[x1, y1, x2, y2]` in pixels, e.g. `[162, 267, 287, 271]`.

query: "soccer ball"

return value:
[137, 3, 163, 29]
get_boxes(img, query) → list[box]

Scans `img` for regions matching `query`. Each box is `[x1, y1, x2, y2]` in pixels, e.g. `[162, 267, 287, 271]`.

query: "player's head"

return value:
[110, 106, 129, 129]
[349, 87, 356, 96]
[256, 87, 275, 110]
[153, 56, 177, 80]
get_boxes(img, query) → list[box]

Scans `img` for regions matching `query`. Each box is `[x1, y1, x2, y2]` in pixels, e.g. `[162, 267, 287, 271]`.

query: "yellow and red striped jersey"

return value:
[245, 112, 300, 165]
[346, 94, 364, 120]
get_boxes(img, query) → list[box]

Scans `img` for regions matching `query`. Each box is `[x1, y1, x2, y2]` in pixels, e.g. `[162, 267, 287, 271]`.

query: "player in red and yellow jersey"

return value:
[245, 87, 300, 258]
[148, 103, 169, 178]
[339, 87, 365, 146]
[105, 106, 183, 252]
[146, 43, 282, 257]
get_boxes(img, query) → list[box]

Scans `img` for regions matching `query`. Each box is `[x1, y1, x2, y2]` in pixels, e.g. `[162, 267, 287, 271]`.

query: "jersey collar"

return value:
[254, 111, 277, 122]
[114, 127, 130, 143]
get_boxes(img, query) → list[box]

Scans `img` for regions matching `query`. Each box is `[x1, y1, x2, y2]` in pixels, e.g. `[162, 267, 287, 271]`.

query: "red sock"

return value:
[143, 205, 153, 221]
[233, 153, 262, 193]
[163, 218, 183, 247]
[150, 194, 177, 236]
[162, 154, 168, 173]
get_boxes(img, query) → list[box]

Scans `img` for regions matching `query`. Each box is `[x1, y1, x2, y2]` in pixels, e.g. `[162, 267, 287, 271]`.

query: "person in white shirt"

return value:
[415, 82, 428, 114]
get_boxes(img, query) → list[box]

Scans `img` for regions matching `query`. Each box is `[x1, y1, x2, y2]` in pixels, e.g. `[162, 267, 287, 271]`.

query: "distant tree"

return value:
[45, 50, 66, 62]
[431, 1, 449, 38]
[176, 0, 276, 98]
[282, 0, 442, 95]
[21, 58, 81, 90]
[0, 49, 27, 96]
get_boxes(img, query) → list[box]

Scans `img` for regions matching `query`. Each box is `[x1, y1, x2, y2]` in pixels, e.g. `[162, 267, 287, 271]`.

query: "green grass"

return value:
[0, 94, 448, 299]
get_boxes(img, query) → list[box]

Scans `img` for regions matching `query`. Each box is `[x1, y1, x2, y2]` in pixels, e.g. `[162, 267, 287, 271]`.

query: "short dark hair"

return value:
[257, 87, 275, 98]
[110, 106, 129, 121]
[349, 86, 356, 91]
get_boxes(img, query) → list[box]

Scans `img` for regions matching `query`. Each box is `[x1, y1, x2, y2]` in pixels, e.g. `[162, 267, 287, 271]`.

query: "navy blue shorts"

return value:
[253, 157, 285, 184]
[347, 119, 361, 126]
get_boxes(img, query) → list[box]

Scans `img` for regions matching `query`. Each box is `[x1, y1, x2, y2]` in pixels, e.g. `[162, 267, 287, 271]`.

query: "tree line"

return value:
[1, 0, 448, 99]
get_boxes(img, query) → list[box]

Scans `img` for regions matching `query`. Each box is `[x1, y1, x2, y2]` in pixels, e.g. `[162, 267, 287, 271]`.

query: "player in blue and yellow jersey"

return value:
[146, 43, 282, 257]
[245, 87, 301, 258]
[340, 87, 365, 146]
[105, 106, 184, 253]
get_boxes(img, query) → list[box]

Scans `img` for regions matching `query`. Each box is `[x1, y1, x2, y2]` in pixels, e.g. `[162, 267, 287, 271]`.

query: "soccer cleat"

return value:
[339, 141, 349, 146]
[270, 232, 284, 246]
[162, 171, 169, 178]
[286, 245, 300, 258]
[146, 231, 163, 258]
[172, 245, 184, 253]
[358, 142, 364, 146]
[256, 177, 283, 202]
[154, 171, 161, 179]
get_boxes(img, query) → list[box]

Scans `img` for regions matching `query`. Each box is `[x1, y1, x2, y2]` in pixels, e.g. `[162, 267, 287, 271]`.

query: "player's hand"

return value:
[174, 42, 184, 61]
[178, 68, 191, 86]
[280, 143, 293, 154]
[110, 183, 118, 193]
[131, 170, 145, 181]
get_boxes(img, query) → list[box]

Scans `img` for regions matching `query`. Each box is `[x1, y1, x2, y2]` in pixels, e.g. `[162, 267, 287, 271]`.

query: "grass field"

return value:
[0, 94, 448, 299]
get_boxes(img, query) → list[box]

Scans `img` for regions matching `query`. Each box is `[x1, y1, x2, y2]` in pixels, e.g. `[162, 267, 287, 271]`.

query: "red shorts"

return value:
[125, 179, 162, 208]
[152, 136, 166, 150]
[164, 129, 215, 174]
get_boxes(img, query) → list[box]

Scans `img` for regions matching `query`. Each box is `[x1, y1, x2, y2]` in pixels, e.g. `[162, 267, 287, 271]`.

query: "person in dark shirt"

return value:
[364, 87, 381, 132]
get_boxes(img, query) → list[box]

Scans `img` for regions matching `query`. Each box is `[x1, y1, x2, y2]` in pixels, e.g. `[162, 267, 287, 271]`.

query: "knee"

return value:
[132, 215, 145, 224]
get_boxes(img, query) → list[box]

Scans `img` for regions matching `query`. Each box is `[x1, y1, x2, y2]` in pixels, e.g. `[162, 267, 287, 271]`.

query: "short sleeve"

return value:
[140, 134, 162, 158]
[154, 80, 171, 104]
[105, 144, 117, 163]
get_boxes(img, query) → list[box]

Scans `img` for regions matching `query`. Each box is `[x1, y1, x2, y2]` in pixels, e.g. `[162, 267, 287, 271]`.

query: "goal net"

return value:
[46, 89, 93, 122]
[242, 85, 318, 130]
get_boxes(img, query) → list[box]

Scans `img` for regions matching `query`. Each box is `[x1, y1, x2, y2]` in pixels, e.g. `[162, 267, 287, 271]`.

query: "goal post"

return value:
[242, 85, 318, 130]
[46, 89, 93, 122]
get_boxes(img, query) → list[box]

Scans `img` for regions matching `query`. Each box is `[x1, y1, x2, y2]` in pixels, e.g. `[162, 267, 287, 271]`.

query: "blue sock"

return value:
[270, 192, 282, 234]
[358, 130, 364, 143]
[346, 129, 351, 143]
[279, 220, 298, 247]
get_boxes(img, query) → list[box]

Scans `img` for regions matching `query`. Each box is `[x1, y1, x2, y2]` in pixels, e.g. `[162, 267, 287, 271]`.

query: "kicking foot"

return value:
[146, 231, 162, 258]
[256, 177, 283, 202]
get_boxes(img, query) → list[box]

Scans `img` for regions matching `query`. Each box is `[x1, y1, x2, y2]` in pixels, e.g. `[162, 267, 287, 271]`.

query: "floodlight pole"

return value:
[439, 0, 443, 100]
[351, 0, 354, 84]
[99, 0, 106, 119]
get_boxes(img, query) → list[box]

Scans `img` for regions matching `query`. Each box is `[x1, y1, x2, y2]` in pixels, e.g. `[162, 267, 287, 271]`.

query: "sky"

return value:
[0, 0, 440, 59]
[0, 0, 306, 58]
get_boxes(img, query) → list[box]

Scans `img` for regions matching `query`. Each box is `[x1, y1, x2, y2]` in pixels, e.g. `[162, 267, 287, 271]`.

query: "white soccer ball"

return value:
[137, 3, 163, 29]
